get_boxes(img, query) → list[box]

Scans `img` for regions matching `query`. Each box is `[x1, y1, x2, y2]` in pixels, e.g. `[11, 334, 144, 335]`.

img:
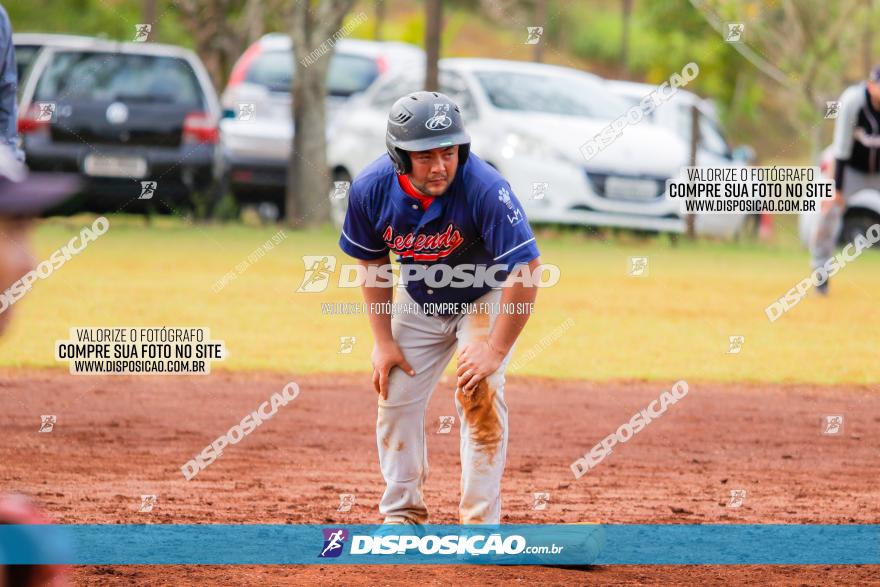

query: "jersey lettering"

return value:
[383, 224, 464, 261]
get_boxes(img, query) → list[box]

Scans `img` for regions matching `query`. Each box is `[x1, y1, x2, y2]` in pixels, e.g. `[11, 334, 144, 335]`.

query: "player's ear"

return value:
[457, 144, 470, 167]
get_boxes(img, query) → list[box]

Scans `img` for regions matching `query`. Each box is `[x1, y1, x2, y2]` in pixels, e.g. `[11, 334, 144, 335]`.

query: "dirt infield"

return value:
[1, 369, 878, 586]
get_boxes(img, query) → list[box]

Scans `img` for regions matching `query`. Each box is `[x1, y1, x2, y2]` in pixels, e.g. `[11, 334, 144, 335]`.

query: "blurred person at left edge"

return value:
[0, 143, 80, 586]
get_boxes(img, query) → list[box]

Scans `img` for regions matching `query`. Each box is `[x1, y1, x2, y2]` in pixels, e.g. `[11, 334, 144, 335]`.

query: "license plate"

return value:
[604, 176, 659, 201]
[83, 154, 147, 179]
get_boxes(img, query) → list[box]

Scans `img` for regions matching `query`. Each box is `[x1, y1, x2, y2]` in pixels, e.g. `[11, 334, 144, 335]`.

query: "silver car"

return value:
[220, 33, 424, 209]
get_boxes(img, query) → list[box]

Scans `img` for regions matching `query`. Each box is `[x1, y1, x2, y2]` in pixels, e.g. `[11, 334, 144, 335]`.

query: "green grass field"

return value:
[2, 214, 878, 384]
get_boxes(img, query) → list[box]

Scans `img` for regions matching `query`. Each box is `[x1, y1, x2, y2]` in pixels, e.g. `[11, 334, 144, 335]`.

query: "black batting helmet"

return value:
[385, 91, 471, 174]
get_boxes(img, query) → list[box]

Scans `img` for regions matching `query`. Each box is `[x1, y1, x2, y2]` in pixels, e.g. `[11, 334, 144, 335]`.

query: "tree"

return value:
[620, 0, 633, 71]
[532, 0, 546, 63]
[286, 0, 356, 227]
[175, 0, 270, 90]
[425, 0, 443, 91]
[142, 0, 157, 36]
[688, 0, 868, 158]
[374, 0, 386, 41]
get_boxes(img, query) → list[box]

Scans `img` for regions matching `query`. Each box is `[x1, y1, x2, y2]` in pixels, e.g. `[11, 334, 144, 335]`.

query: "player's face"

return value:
[408, 146, 458, 196]
[0, 218, 36, 336]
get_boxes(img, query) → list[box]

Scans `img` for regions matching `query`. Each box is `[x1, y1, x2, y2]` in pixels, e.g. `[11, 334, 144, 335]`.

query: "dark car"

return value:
[17, 37, 224, 212]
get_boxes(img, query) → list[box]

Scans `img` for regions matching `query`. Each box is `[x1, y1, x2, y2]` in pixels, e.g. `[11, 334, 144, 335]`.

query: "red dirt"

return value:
[1, 369, 878, 586]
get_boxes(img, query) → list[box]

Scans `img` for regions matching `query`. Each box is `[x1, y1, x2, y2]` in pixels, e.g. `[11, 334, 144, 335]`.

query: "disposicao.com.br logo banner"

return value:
[318, 526, 575, 562]
[1, 525, 877, 565]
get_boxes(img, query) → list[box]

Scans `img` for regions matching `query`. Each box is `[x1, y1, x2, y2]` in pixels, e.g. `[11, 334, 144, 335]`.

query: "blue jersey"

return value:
[339, 153, 540, 308]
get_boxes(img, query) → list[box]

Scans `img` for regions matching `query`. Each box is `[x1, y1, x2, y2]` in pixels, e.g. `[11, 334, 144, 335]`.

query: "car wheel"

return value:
[330, 168, 352, 230]
[840, 210, 880, 246]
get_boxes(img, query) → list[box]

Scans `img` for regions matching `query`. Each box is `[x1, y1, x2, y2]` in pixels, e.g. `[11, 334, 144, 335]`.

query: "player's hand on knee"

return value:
[371, 341, 415, 399]
[456, 341, 504, 393]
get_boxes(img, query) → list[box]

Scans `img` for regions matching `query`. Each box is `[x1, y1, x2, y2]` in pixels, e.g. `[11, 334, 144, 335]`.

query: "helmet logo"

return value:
[425, 103, 452, 131]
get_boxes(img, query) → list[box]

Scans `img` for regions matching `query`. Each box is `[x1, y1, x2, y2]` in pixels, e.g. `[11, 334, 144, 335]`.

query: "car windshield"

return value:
[474, 70, 629, 120]
[327, 54, 380, 96]
[34, 51, 204, 106]
[370, 71, 478, 120]
[246, 50, 380, 96]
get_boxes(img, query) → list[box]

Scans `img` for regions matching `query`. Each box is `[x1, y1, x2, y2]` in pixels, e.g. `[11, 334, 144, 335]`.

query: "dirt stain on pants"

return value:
[456, 380, 503, 464]
[456, 310, 504, 465]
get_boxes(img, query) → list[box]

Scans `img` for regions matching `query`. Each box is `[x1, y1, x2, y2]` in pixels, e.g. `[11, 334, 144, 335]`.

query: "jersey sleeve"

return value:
[338, 183, 389, 260]
[474, 180, 540, 272]
[831, 85, 863, 161]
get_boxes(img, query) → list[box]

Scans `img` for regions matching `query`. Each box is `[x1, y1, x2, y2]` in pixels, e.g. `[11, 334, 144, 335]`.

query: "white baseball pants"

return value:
[376, 286, 513, 525]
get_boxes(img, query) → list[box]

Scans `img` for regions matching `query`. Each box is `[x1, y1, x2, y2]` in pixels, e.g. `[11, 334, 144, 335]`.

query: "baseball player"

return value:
[810, 64, 880, 294]
[339, 91, 541, 525]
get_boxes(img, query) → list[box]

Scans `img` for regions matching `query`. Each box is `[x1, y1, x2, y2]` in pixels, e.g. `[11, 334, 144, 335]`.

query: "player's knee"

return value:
[380, 370, 416, 405]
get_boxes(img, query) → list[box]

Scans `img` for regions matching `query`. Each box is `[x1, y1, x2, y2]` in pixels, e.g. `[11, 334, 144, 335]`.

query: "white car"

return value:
[220, 33, 424, 209]
[329, 58, 743, 237]
[607, 80, 754, 237]
[797, 146, 880, 247]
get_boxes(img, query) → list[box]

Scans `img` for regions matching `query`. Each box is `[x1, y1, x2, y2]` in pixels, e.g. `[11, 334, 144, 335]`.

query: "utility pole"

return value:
[686, 103, 699, 239]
